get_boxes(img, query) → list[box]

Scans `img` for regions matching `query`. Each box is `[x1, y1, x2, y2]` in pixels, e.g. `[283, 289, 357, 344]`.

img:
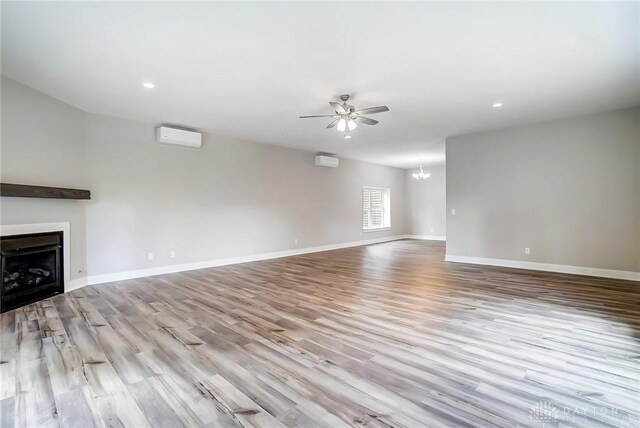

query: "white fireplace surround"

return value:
[0, 222, 78, 294]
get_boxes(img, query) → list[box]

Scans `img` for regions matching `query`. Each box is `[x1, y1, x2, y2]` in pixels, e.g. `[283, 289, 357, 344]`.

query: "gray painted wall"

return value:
[1, 77, 88, 279]
[446, 107, 640, 272]
[84, 114, 405, 276]
[405, 165, 446, 237]
[6, 75, 636, 279]
[1, 77, 406, 279]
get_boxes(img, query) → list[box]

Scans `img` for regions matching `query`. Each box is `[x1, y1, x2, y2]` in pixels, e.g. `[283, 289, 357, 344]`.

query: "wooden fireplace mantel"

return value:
[0, 183, 91, 200]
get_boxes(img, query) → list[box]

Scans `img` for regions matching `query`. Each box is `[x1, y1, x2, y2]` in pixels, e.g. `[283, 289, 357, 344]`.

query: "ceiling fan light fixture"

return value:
[299, 95, 389, 139]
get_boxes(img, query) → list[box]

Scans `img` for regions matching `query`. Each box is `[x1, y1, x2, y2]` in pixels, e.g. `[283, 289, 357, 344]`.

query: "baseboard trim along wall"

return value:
[68, 278, 88, 292]
[445, 255, 640, 281]
[405, 235, 446, 241]
[81, 235, 407, 287]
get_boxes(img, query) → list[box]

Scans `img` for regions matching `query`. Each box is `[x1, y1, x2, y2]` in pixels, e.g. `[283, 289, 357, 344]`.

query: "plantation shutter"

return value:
[363, 188, 371, 229]
[363, 187, 387, 230]
[369, 188, 383, 228]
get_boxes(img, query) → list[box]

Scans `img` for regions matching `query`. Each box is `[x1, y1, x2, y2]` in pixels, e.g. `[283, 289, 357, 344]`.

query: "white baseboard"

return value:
[445, 255, 640, 281]
[81, 235, 406, 287]
[68, 277, 87, 292]
[405, 235, 446, 241]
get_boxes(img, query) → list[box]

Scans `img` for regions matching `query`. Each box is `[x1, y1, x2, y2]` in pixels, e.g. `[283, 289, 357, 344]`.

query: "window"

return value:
[362, 187, 391, 231]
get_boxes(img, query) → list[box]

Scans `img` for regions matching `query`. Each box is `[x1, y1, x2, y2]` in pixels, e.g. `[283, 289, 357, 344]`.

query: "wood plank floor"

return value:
[1, 239, 639, 428]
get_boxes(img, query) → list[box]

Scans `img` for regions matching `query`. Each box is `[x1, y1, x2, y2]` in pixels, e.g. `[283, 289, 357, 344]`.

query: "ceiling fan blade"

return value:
[354, 106, 389, 115]
[299, 114, 339, 118]
[355, 116, 379, 125]
[329, 102, 347, 114]
[326, 118, 340, 128]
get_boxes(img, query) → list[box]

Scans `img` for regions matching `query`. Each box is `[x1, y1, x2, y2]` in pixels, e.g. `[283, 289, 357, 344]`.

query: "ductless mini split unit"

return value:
[156, 126, 202, 148]
[314, 155, 339, 168]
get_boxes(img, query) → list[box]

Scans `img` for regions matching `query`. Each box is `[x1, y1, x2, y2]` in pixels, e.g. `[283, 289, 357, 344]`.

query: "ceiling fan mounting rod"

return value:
[339, 94, 350, 103]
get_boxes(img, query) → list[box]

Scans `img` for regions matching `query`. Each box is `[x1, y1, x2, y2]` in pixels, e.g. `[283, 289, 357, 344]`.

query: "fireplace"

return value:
[1, 231, 63, 313]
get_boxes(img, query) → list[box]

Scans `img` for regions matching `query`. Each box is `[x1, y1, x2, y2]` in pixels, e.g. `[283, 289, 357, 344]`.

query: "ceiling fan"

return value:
[299, 94, 389, 139]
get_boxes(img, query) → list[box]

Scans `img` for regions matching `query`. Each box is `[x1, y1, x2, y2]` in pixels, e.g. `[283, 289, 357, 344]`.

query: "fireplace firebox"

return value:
[1, 231, 63, 313]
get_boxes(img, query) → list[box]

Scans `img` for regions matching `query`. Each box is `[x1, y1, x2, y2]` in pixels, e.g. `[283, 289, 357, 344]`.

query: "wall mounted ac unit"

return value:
[156, 126, 202, 148]
[315, 155, 339, 168]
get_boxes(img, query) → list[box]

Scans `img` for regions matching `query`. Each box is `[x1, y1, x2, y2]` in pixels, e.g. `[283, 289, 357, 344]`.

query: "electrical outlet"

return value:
[451, 208, 456, 215]
[525, 247, 530, 255]
[430, 228, 434, 233]
[148, 252, 154, 261]
[170, 250, 176, 258]
[294, 238, 299, 245]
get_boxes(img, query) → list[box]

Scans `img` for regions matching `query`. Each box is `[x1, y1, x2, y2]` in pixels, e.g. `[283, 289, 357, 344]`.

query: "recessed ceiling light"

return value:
[142, 82, 155, 89]
[492, 102, 503, 108]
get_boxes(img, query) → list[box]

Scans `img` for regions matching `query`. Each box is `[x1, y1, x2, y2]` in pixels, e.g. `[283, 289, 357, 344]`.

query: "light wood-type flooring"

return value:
[1, 240, 639, 427]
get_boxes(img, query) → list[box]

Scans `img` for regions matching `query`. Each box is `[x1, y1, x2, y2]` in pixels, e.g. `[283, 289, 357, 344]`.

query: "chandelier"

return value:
[412, 164, 431, 180]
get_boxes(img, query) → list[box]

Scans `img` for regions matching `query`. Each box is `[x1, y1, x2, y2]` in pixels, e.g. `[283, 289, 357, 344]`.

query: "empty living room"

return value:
[1, 1, 639, 427]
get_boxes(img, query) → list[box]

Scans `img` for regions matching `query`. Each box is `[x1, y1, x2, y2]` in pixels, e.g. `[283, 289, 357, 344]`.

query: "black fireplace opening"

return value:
[1, 231, 63, 313]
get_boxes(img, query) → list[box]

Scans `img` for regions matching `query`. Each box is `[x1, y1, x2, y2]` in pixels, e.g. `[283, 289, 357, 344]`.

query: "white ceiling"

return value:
[2, 2, 638, 169]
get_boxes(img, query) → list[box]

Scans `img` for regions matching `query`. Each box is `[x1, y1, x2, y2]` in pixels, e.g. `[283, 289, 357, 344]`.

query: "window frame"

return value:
[362, 186, 391, 232]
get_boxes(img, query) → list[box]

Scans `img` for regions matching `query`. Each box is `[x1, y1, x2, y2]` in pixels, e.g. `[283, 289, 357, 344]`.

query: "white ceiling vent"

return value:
[156, 126, 202, 148]
[315, 155, 339, 168]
